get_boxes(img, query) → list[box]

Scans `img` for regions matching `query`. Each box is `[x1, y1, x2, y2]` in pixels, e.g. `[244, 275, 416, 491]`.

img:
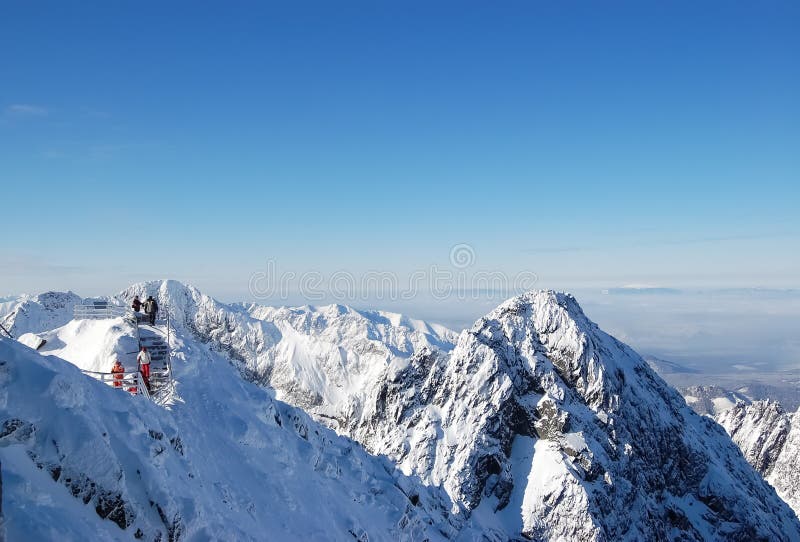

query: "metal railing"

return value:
[75, 298, 175, 403]
[130, 303, 174, 403]
[82, 369, 151, 399]
[74, 302, 129, 320]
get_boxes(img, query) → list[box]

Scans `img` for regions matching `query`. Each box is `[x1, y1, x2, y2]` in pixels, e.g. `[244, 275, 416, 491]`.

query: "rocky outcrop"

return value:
[717, 401, 800, 516]
[346, 291, 800, 540]
[717, 400, 792, 475]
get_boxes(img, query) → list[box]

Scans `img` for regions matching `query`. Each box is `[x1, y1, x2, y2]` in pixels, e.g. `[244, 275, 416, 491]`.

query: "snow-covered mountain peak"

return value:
[345, 289, 800, 539]
[4, 281, 800, 539]
[115, 279, 456, 418]
[0, 290, 82, 337]
[465, 289, 632, 410]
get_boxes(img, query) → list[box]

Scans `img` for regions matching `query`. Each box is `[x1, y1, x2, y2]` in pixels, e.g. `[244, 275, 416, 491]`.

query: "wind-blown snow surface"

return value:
[0, 336, 485, 541]
[3, 280, 799, 540]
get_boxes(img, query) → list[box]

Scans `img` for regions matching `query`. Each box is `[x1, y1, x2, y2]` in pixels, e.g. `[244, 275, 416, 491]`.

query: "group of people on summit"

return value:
[132, 294, 158, 325]
[110, 294, 159, 394]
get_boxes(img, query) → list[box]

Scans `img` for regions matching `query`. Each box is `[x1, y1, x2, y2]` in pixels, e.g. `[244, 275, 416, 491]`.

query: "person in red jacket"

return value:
[111, 359, 125, 388]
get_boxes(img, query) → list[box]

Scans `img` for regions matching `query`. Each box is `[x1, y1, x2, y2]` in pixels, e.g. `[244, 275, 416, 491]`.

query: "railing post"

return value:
[166, 305, 172, 378]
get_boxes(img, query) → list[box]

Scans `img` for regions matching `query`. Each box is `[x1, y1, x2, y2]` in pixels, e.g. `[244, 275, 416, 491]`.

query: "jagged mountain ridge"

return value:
[116, 281, 457, 422]
[717, 401, 800, 516]
[112, 282, 800, 540]
[3, 280, 799, 540]
[341, 290, 800, 540]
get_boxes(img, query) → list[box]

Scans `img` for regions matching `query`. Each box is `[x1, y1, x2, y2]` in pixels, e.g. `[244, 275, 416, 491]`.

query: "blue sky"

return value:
[2, 1, 799, 301]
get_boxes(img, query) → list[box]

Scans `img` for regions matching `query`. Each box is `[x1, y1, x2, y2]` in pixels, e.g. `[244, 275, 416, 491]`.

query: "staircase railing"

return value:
[75, 299, 174, 402]
[131, 304, 174, 403]
[81, 369, 151, 399]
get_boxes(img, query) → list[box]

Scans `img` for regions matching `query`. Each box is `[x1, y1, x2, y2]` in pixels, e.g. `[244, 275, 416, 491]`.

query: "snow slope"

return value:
[0, 335, 495, 541]
[3, 280, 799, 540]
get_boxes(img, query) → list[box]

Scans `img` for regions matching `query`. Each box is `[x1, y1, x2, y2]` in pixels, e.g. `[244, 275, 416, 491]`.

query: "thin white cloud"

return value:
[5, 104, 48, 116]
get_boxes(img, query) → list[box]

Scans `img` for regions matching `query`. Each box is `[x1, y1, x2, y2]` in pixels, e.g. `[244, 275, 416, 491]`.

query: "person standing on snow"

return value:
[111, 359, 125, 388]
[137, 346, 151, 390]
[143, 295, 158, 325]
[131, 295, 142, 322]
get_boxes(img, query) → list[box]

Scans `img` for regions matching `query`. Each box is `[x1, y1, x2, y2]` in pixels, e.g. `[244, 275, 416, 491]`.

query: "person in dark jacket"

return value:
[131, 295, 142, 321]
[143, 296, 158, 325]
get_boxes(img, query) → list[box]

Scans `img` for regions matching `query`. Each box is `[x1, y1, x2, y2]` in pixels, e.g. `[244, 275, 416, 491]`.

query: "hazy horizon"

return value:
[4, 277, 799, 373]
[3, 3, 798, 372]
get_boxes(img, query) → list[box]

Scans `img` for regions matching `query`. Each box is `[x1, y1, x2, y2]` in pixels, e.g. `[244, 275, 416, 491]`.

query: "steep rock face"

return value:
[716, 401, 792, 475]
[767, 410, 800, 516]
[347, 291, 800, 540]
[717, 401, 800, 515]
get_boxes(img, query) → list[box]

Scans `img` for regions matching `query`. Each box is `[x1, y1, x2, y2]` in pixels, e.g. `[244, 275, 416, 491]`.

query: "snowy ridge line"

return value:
[115, 280, 459, 422]
[3, 280, 800, 540]
[0, 334, 496, 541]
[337, 289, 800, 540]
